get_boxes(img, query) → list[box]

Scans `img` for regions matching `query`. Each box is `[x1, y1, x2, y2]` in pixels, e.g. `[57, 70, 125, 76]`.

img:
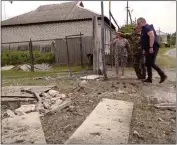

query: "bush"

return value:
[1, 50, 55, 66]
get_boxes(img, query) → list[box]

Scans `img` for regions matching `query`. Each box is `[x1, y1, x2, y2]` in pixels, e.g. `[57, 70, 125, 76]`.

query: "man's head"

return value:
[137, 17, 147, 27]
[134, 26, 141, 34]
[116, 32, 122, 38]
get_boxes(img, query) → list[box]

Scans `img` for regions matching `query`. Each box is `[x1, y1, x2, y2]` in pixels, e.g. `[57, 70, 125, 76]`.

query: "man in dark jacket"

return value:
[137, 17, 167, 83]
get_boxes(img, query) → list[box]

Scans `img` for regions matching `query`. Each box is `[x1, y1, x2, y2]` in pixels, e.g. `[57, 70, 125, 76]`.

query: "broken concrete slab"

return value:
[2, 65, 15, 71]
[13, 64, 31, 71]
[2, 112, 46, 144]
[66, 98, 134, 144]
[3, 110, 16, 118]
[34, 63, 52, 71]
[80, 75, 101, 80]
[15, 104, 36, 115]
[2, 85, 57, 98]
[47, 99, 71, 115]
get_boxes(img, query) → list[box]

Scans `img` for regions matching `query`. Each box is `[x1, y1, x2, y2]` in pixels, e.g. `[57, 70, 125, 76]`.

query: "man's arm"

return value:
[147, 30, 155, 48]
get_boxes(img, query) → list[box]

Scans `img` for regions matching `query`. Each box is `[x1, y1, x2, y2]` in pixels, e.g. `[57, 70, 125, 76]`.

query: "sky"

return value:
[1, 1, 176, 34]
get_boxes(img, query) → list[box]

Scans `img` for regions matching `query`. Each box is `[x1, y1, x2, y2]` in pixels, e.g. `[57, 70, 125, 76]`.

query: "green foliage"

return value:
[167, 32, 176, 46]
[119, 24, 136, 33]
[1, 50, 55, 66]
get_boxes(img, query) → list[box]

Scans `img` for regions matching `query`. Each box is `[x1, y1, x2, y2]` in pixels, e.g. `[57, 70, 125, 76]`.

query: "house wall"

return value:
[1, 20, 93, 43]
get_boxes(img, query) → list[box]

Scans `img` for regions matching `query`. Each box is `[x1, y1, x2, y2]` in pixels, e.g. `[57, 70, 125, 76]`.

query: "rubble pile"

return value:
[2, 88, 70, 118]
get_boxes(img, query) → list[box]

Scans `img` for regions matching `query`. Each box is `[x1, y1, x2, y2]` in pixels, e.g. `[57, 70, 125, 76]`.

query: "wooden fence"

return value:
[55, 36, 93, 66]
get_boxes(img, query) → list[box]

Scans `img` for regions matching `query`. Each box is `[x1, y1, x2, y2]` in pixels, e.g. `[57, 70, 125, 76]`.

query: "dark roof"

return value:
[2, 1, 116, 29]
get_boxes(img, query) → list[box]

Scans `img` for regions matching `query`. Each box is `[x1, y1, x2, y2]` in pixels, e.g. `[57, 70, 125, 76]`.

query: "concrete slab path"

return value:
[66, 98, 134, 144]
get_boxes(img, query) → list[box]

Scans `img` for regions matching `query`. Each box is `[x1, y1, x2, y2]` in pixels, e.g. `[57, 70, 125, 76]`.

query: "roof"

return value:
[2, 1, 116, 29]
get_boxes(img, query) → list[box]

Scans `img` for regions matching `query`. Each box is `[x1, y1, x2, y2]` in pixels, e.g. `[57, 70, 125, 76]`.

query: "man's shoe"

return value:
[159, 75, 167, 83]
[141, 76, 146, 80]
[143, 78, 152, 83]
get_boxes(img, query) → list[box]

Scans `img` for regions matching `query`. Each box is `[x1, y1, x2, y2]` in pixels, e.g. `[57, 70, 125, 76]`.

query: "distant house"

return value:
[2, 1, 115, 49]
[2, 1, 116, 65]
[156, 30, 168, 44]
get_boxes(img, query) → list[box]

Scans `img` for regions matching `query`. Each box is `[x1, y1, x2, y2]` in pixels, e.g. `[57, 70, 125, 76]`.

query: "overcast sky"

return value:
[1, 1, 176, 33]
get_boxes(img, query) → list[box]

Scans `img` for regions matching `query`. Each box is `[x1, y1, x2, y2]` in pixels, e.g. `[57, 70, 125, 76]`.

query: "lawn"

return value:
[156, 47, 176, 68]
[2, 65, 85, 80]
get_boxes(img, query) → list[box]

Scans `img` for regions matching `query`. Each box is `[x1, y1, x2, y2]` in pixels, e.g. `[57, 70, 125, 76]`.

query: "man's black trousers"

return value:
[145, 48, 165, 80]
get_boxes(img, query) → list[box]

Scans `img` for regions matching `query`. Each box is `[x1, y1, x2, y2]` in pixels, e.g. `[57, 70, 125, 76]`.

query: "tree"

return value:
[119, 23, 136, 33]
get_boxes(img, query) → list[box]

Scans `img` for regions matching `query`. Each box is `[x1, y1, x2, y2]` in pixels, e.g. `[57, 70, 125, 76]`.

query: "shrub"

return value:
[1, 50, 55, 66]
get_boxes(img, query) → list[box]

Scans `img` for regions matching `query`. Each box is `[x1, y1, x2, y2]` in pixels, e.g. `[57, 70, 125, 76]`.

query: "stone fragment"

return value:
[48, 90, 59, 97]
[133, 130, 140, 138]
[63, 124, 72, 133]
[41, 93, 52, 98]
[3, 110, 16, 118]
[158, 118, 163, 122]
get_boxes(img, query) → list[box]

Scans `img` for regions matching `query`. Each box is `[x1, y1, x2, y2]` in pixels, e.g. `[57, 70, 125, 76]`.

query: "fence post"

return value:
[29, 39, 34, 72]
[65, 36, 72, 77]
[79, 32, 84, 68]
[8, 45, 11, 65]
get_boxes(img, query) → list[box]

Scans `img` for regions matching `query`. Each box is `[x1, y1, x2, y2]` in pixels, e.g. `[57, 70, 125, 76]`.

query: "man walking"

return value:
[121, 26, 146, 79]
[137, 17, 167, 83]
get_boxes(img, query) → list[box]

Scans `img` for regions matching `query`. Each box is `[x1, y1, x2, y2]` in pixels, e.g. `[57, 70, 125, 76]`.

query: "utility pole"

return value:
[109, 1, 113, 68]
[158, 27, 161, 43]
[126, 1, 129, 25]
[128, 9, 133, 24]
[101, 1, 108, 80]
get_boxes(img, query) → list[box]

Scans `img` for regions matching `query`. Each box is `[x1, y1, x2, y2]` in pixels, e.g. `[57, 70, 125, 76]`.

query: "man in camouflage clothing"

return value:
[121, 26, 146, 79]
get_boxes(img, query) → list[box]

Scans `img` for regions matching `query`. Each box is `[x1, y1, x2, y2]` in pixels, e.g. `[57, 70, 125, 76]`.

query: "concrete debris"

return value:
[15, 104, 36, 115]
[42, 93, 52, 99]
[11, 63, 51, 72]
[155, 103, 176, 111]
[43, 100, 51, 109]
[13, 64, 31, 71]
[158, 118, 164, 122]
[80, 75, 101, 80]
[34, 63, 51, 71]
[56, 93, 67, 100]
[2, 112, 46, 144]
[63, 124, 72, 133]
[80, 80, 88, 86]
[3, 110, 16, 118]
[2, 65, 15, 71]
[171, 119, 175, 123]
[48, 90, 60, 97]
[133, 130, 140, 138]
[47, 99, 71, 115]
[50, 99, 63, 110]
[15, 110, 26, 116]
[118, 90, 126, 94]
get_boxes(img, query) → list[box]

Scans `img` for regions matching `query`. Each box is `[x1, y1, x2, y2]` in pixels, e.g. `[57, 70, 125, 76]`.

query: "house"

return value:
[156, 30, 168, 44]
[2, 1, 116, 65]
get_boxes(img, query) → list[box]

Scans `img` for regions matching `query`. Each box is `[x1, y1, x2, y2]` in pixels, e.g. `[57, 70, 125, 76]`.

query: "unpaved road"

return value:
[1, 69, 176, 144]
[166, 48, 176, 58]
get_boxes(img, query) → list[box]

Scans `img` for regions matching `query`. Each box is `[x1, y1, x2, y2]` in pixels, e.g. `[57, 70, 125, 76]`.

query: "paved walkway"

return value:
[66, 99, 134, 144]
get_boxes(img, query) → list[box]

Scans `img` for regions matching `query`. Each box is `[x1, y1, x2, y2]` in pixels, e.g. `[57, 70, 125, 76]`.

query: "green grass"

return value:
[156, 47, 176, 68]
[2, 65, 84, 80]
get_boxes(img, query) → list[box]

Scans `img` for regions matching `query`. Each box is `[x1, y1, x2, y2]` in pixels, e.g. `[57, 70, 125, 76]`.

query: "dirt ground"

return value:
[1, 70, 176, 144]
